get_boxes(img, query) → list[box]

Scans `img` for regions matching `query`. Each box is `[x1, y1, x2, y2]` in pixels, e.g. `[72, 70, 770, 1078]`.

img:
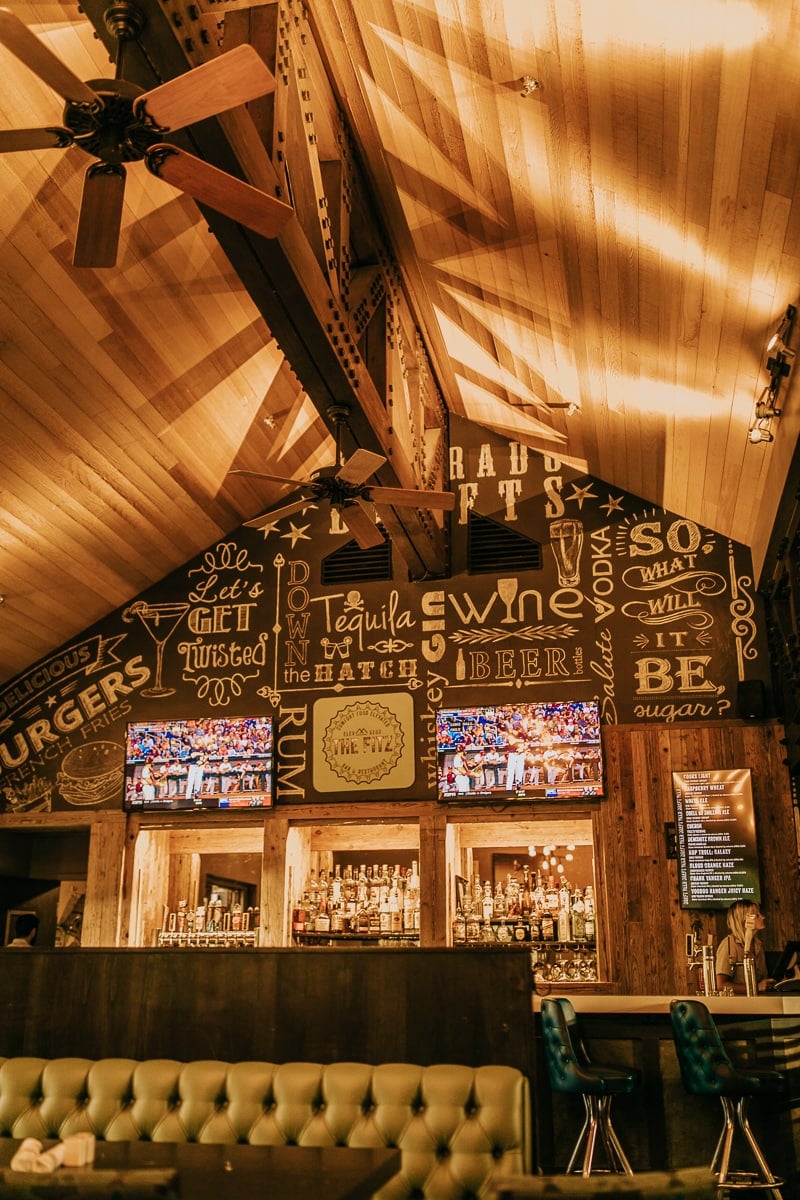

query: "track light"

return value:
[755, 397, 780, 422]
[767, 336, 795, 358]
[748, 423, 774, 444]
[748, 302, 797, 447]
[767, 305, 797, 353]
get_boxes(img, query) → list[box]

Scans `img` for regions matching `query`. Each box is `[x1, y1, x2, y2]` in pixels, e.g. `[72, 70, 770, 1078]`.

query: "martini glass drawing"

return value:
[123, 600, 190, 698]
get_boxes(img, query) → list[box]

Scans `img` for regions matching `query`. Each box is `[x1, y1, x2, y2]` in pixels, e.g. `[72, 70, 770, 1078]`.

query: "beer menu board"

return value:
[673, 769, 761, 909]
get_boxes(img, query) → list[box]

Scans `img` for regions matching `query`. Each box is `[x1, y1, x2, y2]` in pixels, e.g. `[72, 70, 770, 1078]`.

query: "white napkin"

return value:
[9, 1135, 94, 1173]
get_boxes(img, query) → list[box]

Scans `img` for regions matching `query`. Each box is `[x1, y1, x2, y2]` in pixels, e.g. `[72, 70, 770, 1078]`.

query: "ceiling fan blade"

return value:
[229, 469, 308, 488]
[135, 45, 277, 132]
[339, 501, 386, 550]
[336, 449, 387, 485]
[244, 497, 318, 529]
[0, 9, 100, 105]
[73, 162, 126, 268]
[0, 126, 73, 152]
[145, 145, 293, 239]
[366, 486, 456, 510]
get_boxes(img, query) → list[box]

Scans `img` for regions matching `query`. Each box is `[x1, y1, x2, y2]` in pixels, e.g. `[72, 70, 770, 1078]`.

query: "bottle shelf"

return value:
[292, 931, 419, 946]
[456, 936, 596, 948]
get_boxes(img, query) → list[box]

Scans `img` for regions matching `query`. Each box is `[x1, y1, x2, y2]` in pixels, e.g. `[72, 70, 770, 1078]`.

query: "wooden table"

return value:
[0, 1141, 402, 1200]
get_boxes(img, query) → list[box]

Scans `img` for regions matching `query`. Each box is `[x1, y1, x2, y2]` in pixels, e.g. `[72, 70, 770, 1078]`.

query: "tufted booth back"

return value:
[0, 1057, 531, 1200]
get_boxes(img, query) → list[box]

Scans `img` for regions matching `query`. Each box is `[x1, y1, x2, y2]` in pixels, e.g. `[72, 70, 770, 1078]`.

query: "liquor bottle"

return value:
[495, 916, 512, 944]
[306, 892, 318, 933]
[318, 871, 330, 910]
[540, 910, 555, 941]
[529, 907, 542, 941]
[367, 890, 381, 934]
[557, 903, 570, 943]
[385, 877, 398, 933]
[331, 865, 342, 905]
[521, 865, 533, 917]
[493, 882, 507, 918]
[482, 882, 495, 923]
[583, 886, 595, 942]
[330, 902, 344, 934]
[409, 861, 421, 932]
[465, 902, 481, 943]
[378, 879, 391, 932]
[369, 865, 381, 908]
[452, 907, 466, 945]
[315, 900, 331, 934]
[571, 889, 587, 940]
[402, 877, 415, 933]
[513, 916, 527, 942]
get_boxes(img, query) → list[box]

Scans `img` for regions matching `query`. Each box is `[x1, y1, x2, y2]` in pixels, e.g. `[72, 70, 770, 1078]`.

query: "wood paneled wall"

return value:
[0, 948, 535, 1083]
[598, 720, 800, 995]
[2, 720, 798, 997]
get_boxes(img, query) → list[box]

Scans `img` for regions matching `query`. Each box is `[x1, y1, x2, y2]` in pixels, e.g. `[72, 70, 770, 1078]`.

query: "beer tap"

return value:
[686, 918, 716, 995]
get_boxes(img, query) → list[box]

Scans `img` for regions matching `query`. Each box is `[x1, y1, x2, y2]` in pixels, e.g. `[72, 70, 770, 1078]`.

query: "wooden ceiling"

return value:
[2, 0, 800, 686]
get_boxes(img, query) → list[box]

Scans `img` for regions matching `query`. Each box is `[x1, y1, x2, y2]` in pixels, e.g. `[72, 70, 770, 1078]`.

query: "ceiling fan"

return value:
[0, 3, 294, 267]
[231, 406, 456, 550]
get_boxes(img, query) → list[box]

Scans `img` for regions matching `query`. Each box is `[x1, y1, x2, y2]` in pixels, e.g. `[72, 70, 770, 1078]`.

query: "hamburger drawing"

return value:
[57, 740, 124, 807]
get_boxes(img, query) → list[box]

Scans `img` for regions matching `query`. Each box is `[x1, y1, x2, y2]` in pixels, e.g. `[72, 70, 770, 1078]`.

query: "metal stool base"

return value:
[713, 1097, 783, 1200]
[565, 1094, 634, 1178]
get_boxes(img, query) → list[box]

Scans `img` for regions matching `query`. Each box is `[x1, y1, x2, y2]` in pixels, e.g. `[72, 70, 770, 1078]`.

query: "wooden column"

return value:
[82, 813, 127, 947]
[262, 815, 290, 945]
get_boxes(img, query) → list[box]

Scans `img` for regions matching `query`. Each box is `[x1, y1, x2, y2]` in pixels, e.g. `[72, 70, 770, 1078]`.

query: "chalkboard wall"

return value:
[0, 417, 768, 814]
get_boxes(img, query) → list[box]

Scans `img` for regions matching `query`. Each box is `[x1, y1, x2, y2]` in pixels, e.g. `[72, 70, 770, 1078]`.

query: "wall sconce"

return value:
[748, 304, 797, 445]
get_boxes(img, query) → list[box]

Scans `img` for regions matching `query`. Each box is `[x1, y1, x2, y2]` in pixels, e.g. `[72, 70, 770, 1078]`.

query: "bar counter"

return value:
[532, 990, 800, 1186]
[533, 990, 800, 1014]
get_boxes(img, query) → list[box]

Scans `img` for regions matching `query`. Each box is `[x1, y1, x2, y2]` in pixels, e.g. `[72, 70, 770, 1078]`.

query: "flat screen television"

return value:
[436, 700, 603, 801]
[123, 715, 274, 812]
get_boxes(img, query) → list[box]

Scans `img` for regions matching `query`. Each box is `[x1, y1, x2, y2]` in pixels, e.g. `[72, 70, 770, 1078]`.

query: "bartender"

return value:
[715, 900, 775, 994]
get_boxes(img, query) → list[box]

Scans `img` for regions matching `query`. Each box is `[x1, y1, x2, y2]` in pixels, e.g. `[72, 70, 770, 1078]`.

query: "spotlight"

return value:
[748, 423, 774, 444]
[755, 400, 780, 421]
[767, 304, 798, 353]
[767, 336, 795, 358]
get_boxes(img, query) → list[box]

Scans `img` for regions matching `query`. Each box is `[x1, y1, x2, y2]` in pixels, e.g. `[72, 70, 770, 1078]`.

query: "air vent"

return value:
[321, 533, 392, 584]
[467, 511, 542, 574]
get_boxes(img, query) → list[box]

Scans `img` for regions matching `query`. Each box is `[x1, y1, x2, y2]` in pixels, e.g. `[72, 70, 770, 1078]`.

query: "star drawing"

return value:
[600, 493, 625, 515]
[281, 522, 313, 547]
[566, 482, 599, 509]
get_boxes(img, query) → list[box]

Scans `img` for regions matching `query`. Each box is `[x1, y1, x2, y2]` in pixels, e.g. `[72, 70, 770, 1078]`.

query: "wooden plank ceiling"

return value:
[1, 0, 800, 685]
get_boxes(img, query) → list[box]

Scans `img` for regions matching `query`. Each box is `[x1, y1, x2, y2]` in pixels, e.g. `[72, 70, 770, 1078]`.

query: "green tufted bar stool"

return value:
[540, 997, 642, 1177]
[669, 998, 785, 1198]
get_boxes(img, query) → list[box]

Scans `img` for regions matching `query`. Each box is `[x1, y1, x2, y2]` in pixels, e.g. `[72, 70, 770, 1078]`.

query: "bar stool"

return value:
[669, 998, 785, 1198]
[540, 996, 641, 1176]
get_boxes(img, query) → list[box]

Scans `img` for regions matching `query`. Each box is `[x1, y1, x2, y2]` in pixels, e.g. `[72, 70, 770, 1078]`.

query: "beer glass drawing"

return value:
[123, 600, 189, 697]
[550, 519, 584, 586]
